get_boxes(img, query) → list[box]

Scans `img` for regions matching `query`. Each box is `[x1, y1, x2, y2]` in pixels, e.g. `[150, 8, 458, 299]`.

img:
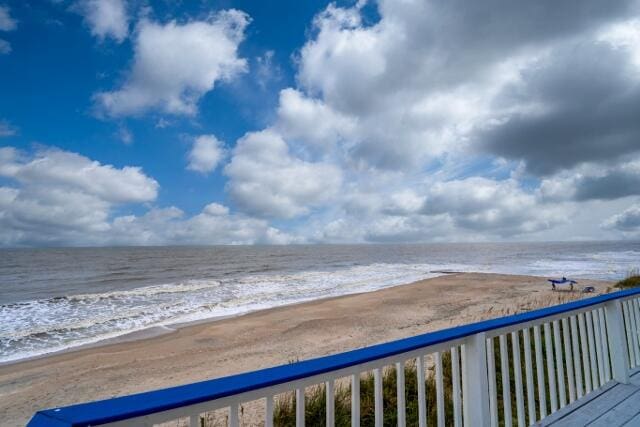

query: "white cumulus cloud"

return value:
[95, 10, 249, 117]
[0, 147, 295, 247]
[0, 146, 158, 246]
[73, 0, 129, 42]
[187, 135, 225, 174]
[225, 129, 342, 219]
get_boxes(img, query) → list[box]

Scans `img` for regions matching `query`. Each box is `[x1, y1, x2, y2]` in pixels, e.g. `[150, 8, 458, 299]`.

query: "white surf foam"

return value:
[2, 248, 638, 363]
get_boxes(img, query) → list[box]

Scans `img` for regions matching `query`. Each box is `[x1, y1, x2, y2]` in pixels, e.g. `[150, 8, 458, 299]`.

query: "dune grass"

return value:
[271, 330, 579, 427]
[615, 268, 640, 289]
[195, 291, 593, 426]
[273, 352, 456, 427]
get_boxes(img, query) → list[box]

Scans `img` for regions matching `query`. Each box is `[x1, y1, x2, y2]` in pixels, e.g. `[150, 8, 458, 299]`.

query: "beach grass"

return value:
[615, 268, 640, 289]
[192, 289, 591, 427]
[272, 352, 456, 427]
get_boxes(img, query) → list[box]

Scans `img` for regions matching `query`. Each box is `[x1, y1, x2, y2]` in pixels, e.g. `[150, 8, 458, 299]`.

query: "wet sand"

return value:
[0, 273, 610, 426]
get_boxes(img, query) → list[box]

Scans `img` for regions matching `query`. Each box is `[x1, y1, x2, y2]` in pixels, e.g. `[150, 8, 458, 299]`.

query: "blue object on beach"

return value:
[548, 276, 577, 290]
[27, 287, 640, 427]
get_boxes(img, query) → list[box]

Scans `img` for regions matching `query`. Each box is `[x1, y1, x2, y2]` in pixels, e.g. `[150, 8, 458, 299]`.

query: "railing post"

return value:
[604, 299, 630, 384]
[463, 332, 490, 427]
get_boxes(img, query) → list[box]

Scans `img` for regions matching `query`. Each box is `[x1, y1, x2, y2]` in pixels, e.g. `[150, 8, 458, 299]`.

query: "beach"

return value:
[0, 272, 610, 426]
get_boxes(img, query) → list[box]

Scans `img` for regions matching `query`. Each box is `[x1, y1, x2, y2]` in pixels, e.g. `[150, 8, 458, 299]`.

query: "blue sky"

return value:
[0, 0, 326, 216]
[1, 0, 640, 246]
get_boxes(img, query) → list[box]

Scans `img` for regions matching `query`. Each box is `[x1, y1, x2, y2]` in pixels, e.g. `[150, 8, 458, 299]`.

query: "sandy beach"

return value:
[0, 272, 611, 426]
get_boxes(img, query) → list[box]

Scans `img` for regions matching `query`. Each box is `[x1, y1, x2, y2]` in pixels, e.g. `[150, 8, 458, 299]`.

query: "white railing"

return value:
[28, 288, 640, 427]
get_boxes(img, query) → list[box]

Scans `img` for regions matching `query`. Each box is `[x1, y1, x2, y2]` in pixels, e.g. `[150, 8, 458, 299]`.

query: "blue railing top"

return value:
[28, 286, 640, 426]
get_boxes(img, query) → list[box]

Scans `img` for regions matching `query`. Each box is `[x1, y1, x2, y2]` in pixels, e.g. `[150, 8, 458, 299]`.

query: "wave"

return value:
[0, 263, 453, 363]
[2, 249, 638, 364]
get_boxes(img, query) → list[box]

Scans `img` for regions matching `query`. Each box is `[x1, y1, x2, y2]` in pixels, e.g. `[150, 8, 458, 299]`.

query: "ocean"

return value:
[1, 242, 639, 363]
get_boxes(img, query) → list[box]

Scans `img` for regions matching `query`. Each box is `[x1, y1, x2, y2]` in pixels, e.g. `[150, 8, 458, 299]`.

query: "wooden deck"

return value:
[541, 371, 640, 426]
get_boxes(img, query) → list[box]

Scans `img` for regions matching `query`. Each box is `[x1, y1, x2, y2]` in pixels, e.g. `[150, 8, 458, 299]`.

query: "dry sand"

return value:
[0, 273, 611, 426]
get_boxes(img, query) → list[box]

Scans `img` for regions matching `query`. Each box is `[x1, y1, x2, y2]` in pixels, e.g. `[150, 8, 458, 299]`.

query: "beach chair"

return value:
[548, 276, 577, 291]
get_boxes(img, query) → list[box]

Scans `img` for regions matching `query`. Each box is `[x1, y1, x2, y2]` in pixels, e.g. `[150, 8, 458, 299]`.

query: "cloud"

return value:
[600, 18, 640, 68]
[7, 1, 640, 245]
[0, 147, 158, 203]
[421, 177, 564, 236]
[95, 10, 249, 117]
[0, 120, 16, 136]
[0, 5, 16, 54]
[477, 39, 640, 176]
[292, 0, 637, 170]
[109, 204, 296, 246]
[539, 159, 640, 202]
[0, 146, 158, 246]
[0, 38, 9, 54]
[187, 134, 225, 174]
[116, 125, 133, 144]
[0, 146, 294, 247]
[225, 129, 342, 218]
[0, 5, 17, 31]
[602, 204, 640, 232]
[255, 50, 281, 90]
[220, 0, 640, 242]
[73, 0, 128, 42]
[275, 88, 355, 152]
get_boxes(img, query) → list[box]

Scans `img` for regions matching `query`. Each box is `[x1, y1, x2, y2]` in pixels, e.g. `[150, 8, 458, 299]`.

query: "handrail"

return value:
[28, 287, 640, 426]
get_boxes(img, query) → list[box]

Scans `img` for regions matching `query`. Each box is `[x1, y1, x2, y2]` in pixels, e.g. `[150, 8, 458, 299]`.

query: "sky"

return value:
[0, 0, 640, 247]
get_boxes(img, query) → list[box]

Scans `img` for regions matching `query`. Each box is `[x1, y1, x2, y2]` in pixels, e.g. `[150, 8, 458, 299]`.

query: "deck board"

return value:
[544, 372, 640, 426]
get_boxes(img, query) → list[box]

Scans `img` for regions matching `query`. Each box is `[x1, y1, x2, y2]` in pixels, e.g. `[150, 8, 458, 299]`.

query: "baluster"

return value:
[435, 352, 445, 427]
[451, 347, 462, 427]
[570, 316, 583, 399]
[296, 388, 305, 427]
[623, 302, 636, 368]
[327, 379, 335, 427]
[578, 313, 592, 393]
[598, 308, 611, 383]
[374, 368, 383, 427]
[511, 331, 525, 427]
[351, 374, 360, 427]
[417, 356, 427, 427]
[628, 300, 640, 367]
[533, 325, 547, 419]
[229, 403, 239, 427]
[266, 395, 274, 427]
[562, 318, 576, 403]
[632, 299, 640, 355]
[522, 328, 536, 424]
[592, 310, 605, 387]
[396, 362, 406, 427]
[189, 415, 199, 427]
[544, 323, 558, 412]
[585, 311, 599, 388]
[487, 338, 498, 427]
[552, 320, 566, 408]
[500, 334, 512, 427]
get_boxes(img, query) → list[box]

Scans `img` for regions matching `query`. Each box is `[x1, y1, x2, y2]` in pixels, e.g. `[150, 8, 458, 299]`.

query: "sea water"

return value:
[1, 242, 639, 363]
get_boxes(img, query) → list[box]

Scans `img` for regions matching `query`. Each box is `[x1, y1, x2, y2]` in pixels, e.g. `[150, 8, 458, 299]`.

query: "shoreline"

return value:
[0, 271, 458, 367]
[0, 272, 611, 425]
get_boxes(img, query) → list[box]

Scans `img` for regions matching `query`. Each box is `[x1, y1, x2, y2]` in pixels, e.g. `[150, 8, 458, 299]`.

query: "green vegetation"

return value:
[271, 331, 575, 427]
[615, 268, 640, 289]
[274, 353, 456, 427]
